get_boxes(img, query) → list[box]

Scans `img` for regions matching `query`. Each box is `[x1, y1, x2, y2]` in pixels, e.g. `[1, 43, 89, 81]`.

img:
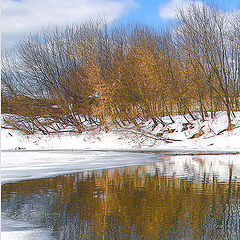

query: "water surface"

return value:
[2, 153, 240, 240]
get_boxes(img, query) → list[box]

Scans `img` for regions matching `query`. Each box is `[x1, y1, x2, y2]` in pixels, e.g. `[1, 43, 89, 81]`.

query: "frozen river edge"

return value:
[2, 149, 240, 185]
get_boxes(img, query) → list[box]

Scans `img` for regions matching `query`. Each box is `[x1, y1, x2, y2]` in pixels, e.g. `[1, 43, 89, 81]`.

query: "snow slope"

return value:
[2, 112, 240, 152]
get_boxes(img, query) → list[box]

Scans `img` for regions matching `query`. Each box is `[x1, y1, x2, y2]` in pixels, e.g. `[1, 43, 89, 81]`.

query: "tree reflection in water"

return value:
[2, 163, 240, 240]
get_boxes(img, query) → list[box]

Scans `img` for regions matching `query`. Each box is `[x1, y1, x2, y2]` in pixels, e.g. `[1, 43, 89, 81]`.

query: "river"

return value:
[1, 151, 240, 239]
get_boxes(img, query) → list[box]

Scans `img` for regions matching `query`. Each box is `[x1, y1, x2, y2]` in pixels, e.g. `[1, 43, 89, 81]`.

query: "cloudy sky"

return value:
[2, 0, 239, 49]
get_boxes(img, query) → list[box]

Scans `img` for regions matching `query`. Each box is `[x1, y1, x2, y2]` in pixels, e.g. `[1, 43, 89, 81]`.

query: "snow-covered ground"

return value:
[2, 112, 240, 152]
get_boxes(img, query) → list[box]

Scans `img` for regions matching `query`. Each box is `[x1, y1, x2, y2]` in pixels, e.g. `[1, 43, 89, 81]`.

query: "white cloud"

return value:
[159, 0, 203, 20]
[2, 0, 137, 49]
[159, 0, 240, 28]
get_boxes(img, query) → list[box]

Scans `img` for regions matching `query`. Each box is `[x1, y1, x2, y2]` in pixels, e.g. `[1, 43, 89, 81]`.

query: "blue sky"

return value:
[124, 0, 240, 26]
[2, 0, 240, 49]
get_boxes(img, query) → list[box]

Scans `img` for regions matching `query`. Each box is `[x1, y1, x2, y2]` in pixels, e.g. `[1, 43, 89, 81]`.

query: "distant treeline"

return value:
[2, 3, 240, 134]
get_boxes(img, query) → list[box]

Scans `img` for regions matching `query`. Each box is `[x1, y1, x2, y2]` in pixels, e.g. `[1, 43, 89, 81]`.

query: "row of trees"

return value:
[2, 3, 240, 134]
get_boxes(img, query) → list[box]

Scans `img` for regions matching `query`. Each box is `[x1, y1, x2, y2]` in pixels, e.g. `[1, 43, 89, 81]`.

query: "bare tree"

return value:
[176, 3, 240, 129]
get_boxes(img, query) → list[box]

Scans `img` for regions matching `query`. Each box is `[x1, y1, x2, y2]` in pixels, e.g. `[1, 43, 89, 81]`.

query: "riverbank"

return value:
[2, 112, 240, 152]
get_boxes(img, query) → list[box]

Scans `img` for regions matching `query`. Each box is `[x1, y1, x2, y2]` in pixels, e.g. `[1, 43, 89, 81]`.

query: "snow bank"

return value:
[1, 112, 240, 152]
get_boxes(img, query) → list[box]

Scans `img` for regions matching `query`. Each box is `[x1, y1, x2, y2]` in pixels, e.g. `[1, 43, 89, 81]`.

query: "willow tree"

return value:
[1, 22, 105, 133]
[176, 3, 240, 130]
